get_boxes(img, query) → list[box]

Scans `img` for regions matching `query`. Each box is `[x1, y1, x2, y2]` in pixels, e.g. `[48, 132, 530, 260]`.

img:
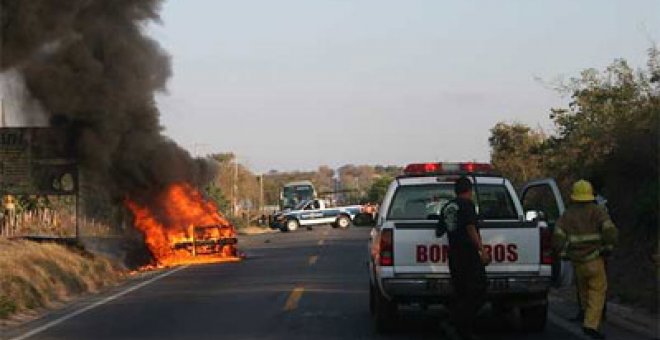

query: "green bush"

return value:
[489, 47, 659, 312]
[0, 295, 17, 319]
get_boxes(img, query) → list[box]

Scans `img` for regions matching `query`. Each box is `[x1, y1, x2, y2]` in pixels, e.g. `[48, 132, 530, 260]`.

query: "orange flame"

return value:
[126, 183, 240, 268]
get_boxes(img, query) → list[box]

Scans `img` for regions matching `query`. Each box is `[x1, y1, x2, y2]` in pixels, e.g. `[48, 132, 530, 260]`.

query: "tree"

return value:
[207, 152, 260, 215]
[338, 164, 379, 202]
[488, 47, 660, 312]
[488, 122, 545, 187]
[313, 165, 336, 194]
[365, 176, 393, 204]
[205, 183, 230, 213]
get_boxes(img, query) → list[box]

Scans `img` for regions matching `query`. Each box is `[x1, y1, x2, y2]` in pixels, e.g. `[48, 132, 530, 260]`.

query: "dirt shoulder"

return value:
[0, 238, 125, 324]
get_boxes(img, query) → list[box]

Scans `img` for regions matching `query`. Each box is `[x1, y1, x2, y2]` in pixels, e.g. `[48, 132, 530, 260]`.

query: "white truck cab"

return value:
[368, 162, 565, 333]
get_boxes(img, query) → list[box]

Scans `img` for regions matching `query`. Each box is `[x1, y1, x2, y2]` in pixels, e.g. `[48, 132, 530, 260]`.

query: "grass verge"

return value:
[0, 238, 124, 320]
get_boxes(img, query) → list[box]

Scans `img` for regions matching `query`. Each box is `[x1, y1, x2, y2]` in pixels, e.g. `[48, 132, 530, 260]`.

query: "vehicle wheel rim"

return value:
[339, 218, 349, 228]
[287, 220, 298, 230]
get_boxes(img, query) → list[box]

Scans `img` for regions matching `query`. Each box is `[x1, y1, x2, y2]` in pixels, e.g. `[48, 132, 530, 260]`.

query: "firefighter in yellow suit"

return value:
[553, 180, 618, 340]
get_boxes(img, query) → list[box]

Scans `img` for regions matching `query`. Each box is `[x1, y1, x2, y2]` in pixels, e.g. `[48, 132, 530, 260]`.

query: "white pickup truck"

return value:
[271, 199, 362, 232]
[368, 162, 566, 333]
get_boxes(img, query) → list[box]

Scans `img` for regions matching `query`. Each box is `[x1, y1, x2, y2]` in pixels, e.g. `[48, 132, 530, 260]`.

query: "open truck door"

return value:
[520, 178, 567, 287]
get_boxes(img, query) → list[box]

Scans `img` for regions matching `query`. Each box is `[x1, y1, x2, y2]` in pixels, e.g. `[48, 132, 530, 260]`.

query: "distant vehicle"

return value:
[271, 198, 362, 232]
[280, 180, 317, 210]
[368, 162, 566, 333]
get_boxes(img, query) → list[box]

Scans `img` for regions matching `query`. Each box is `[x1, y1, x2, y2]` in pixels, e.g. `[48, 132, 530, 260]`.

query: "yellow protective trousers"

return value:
[574, 257, 607, 330]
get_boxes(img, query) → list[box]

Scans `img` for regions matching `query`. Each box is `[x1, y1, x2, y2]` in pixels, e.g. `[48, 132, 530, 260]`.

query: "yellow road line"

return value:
[318, 239, 325, 246]
[283, 287, 305, 311]
[308, 255, 318, 265]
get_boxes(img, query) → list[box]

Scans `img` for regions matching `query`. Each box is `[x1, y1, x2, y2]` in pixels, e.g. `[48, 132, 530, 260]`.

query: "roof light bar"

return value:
[403, 162, 493, 175]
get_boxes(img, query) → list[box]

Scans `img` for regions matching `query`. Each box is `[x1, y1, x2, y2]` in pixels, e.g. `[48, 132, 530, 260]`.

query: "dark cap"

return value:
[454, 176, 472, 195]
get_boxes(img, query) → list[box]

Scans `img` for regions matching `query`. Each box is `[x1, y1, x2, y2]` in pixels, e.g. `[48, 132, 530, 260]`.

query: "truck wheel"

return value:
[285, 219, 299, 232]
[521, 303, 547, 332]
[370, 283, 397, 333]
[336, 215, 351, 229]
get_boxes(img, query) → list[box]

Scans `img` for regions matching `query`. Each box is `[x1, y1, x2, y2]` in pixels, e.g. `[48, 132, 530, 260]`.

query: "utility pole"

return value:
[259, 174, 264, 212]
[232, 158, 238, 216]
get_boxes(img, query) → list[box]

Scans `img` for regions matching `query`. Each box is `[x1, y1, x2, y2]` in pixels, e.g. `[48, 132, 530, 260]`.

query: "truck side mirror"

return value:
[525, 210, 546, 222]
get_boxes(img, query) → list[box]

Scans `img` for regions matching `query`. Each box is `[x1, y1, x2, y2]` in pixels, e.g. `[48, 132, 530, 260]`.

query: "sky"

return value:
[151, 0, 659, 173]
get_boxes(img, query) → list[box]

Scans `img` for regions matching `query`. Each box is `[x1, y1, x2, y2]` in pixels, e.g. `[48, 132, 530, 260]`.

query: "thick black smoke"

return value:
[1, 1, 215, 205]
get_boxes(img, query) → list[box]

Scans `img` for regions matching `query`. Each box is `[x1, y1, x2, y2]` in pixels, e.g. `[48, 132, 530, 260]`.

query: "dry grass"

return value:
[0, 238, 124, 320]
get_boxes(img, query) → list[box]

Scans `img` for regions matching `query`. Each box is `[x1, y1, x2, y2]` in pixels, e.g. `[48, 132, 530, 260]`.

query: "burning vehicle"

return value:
[127, 183, 241, 268]
[172, 224, 237, 257]
[2, 1, 240, 270]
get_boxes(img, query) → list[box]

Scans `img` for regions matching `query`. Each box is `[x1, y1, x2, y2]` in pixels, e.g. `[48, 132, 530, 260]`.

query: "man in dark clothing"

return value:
[440, 176, 490, 340]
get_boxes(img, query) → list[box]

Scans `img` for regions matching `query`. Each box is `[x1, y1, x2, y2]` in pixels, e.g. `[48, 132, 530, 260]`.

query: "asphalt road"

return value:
[3, 226, 652, 340]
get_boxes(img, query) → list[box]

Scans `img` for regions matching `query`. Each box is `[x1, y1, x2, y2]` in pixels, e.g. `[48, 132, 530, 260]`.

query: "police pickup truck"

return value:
[368, 162, 566, 333]
[271, 199, 362, 232]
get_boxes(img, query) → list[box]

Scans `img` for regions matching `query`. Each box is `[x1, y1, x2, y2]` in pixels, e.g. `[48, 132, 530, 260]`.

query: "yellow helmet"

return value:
[571, 179, 595, 202]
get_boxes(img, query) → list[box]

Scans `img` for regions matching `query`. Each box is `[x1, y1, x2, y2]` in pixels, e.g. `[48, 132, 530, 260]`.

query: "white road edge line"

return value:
[9, 265, 190, 340]
[548, 310, 590, 340]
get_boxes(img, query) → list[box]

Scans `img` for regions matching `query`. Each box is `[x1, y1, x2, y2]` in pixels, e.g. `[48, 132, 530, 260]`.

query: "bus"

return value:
[280, 181, 316, 210]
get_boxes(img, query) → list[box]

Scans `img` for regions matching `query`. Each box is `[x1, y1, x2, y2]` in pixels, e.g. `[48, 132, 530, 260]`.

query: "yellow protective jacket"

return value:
[552, 202, 618, 262]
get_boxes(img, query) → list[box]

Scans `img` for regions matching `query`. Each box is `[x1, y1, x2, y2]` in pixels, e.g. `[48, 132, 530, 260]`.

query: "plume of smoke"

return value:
[0, 69, 49, 126]
[1, 1, 217, 211]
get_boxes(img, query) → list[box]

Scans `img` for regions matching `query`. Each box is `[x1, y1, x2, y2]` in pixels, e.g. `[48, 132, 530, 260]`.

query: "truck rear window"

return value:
[387, 183, 518, 220]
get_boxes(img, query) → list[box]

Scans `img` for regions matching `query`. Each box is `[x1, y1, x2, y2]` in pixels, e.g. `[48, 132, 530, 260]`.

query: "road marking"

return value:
[9, 265, 189, 340]
[308, 255, 318, 265]
[283, 287, 305, 311]
[548, 310, 590, 340]
[318, 239, 325, 246]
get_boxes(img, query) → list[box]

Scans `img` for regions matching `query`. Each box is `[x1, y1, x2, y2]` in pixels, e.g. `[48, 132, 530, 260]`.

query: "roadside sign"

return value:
[0, 128, 77, 195]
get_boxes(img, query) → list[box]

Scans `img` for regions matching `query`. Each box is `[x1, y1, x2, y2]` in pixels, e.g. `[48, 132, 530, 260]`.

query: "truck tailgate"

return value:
[393, 221, 540, 275]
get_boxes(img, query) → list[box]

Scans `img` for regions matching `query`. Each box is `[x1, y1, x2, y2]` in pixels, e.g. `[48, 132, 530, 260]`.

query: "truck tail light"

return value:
[379, 229, 394, 266]
[540, 227, 553, 265]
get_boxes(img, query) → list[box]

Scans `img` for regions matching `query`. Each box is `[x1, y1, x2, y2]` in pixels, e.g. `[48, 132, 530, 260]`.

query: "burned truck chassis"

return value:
[172, 225, 237, 256]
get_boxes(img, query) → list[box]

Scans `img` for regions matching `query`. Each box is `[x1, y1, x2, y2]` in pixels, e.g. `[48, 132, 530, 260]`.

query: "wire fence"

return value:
[1, 199, 124, 238]
[0, 209, 122, 238]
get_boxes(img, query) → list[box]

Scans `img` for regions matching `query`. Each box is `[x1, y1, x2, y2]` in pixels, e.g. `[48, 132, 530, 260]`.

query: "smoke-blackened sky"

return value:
[1, 0, 214, 201]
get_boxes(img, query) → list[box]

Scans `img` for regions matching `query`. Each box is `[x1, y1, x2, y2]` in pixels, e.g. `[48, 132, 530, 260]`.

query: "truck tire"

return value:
[353, 213, 373, 227]
[284, 219, 299, 232]
[370, 283, 397, 333]
[521, 303, 547, 332]
[336, 215, 351, 229]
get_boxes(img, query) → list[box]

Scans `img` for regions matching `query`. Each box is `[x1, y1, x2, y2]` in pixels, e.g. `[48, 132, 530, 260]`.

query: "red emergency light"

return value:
[460, 162, 493, 173]
[403, 162, 493, 175]
[403, 163, 441, 174]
